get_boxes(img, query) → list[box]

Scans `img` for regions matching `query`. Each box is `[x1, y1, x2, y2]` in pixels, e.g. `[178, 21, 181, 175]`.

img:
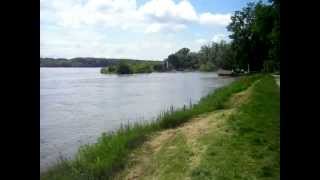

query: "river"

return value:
[40, 68, 235, 172]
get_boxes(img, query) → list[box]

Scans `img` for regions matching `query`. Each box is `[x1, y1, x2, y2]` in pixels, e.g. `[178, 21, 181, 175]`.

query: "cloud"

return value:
[145, 23, 187, 33]
[139, 0, 198, 24]
[40, 26, 109, 58]
[199, 12, 231, 26]
[41, 35, 181, 60]
[55, 0, 141, 29]
[41, 0, 231, 32]
[212, 33, 230, 42]
[195, 38, 207, 44]
[42, 0, 186, 32]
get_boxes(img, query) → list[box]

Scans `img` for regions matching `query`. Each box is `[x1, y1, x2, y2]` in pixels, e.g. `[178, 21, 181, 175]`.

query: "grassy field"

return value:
[41, 74, 265, 180]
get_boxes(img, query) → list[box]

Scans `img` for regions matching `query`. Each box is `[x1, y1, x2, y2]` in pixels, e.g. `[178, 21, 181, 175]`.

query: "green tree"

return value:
[167, 48, 193, 70]
[117, 62, 133, 74]
[227, 1, 280, 72]
[134, 63, 152, 73]
[153, 63, 165, 72]
[188, 52, 200, 69]
[167, 54, 180, 69]
[199, 44, 211, 65]
[227, 2, 256, 70]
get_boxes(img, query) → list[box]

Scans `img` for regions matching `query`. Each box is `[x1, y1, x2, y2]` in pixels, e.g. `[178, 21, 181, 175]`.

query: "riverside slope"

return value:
[115, 75, 280, 180]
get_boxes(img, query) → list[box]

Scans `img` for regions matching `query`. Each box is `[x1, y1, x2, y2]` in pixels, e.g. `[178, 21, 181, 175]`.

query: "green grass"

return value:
[190, 75, 280, 180]
[41, 74, 263, 180]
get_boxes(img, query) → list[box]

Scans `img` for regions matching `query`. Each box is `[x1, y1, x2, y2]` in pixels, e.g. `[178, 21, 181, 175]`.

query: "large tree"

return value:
[227, 2, 257, 70]
[227, 1, 280, 72]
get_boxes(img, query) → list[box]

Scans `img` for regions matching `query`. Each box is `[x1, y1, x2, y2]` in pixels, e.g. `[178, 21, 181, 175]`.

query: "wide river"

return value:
[40, 68, 235, 172]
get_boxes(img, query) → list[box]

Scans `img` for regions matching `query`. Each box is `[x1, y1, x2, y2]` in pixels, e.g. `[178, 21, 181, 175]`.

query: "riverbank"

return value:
[115, 75, 279, 179]
[41, 74, 276, 180]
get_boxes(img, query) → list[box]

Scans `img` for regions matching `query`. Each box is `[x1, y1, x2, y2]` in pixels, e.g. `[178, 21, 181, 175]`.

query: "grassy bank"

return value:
[114, 75, 279, 180]
[191, 75, 280, 179]
[41, 74, 263, 180]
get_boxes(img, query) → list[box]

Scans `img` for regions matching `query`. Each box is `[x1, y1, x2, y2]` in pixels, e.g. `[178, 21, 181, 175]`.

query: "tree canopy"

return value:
[227, 1, 280, 72]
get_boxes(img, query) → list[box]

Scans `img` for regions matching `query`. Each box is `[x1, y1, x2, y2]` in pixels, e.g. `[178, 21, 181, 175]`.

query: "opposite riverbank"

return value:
[41, 74, 279, 180]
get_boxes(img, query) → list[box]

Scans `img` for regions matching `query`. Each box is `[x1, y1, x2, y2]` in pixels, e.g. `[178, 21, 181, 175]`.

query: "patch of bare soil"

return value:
[119, 110, 236, 180]
[180, 109, 235, 168]
[227, 89, 253, 108]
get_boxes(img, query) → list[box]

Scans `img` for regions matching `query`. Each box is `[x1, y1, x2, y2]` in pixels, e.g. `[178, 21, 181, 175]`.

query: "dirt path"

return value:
[115, 110, 234, 180]
[115, 84, 254, 180]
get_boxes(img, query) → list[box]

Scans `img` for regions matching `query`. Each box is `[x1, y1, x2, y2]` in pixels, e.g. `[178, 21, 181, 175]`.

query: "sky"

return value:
[40, 0, 262, 60]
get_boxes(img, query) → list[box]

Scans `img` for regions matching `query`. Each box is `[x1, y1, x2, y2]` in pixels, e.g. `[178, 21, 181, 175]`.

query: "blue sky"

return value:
[40, 0, 261, 60]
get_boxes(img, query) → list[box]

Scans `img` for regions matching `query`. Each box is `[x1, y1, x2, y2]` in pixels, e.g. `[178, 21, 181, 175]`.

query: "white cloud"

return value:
[212, 33, 230, 42]
[42, 0, 185, 32]
[199, 12, 231, 26]
[139, 0, 198, 24]
[41, 33, 182, 60]
[55, 0, 141, 29]
[41, 0, 230, 32]
[145, 23, 187, 33]
[195, 38, 206, 44]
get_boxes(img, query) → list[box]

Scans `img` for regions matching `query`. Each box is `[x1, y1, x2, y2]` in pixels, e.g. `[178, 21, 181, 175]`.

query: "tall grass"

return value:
[41, 74, 263, 180]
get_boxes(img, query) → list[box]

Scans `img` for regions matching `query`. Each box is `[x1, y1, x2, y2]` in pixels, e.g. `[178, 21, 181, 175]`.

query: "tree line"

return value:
[40, 57, 161, 68]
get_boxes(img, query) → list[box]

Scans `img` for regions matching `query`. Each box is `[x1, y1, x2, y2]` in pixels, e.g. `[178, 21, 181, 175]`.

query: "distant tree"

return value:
[108, 66, 117, 73]
[175, 48, 192, 69]
[199, 62, 216, 72]
[167, 54, 180, 69]
[199, 44, 211, 65]
[153, 63, 165, 72]
[188, 52, 200, 69]
[220, 44, 236, 70]
[134, 63, 152, 73]
[176, 48, 190, 56]
[117, 62, 133, 74]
